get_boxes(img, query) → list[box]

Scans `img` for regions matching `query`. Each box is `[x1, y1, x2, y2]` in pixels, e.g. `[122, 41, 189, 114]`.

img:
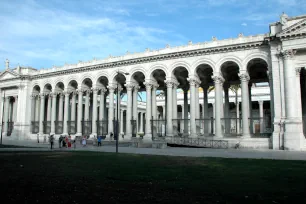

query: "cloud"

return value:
[241, 23, 247, 26]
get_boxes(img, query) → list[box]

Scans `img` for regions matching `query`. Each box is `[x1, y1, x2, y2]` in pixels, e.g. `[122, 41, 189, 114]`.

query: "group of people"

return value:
[48, 134, 104, 149]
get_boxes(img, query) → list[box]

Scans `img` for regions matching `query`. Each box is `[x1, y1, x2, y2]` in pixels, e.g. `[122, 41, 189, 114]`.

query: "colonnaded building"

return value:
[0, 13, 306, 150]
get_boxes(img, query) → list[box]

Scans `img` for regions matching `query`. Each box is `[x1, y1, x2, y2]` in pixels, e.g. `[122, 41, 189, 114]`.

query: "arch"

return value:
[67, 80, 78, 91]
[129, 66, 147, 80]
[65, 75, 79, 88]
[42, 79, 53, 90]
[109, 68, 128, 84]
[148, 64, 168, 80]
[169, 61, 191, 78]
[192, 58, 216, 76]
[216, 55, 243, 72]
[32, 84, 41, 94]
[54, 81, 65, 92]
[43, 83, 52, 93]
[243, 52, 271, 70]
[95, 72, 110, 83]
[52, 78, 65, 89]
[79, 74, 94, 87]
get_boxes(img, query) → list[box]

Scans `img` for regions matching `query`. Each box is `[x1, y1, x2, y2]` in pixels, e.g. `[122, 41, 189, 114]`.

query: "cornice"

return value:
[30, 41, 267, 80]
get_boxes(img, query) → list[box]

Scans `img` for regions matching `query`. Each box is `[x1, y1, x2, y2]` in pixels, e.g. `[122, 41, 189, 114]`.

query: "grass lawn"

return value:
[0, 151, 306, 203]
[0, 144, 36, 148]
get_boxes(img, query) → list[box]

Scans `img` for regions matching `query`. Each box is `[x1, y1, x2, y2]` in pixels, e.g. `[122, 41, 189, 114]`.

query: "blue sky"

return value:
[1, 0, 306, 70]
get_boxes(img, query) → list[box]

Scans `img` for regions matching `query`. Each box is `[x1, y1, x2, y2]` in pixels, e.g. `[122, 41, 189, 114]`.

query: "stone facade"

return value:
[0, 13, 306, 150]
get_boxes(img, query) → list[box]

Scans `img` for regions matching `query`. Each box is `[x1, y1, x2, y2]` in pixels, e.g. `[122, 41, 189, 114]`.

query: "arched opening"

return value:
[67, 80, 78, 134]
[81, 78, 93, 136]
[31, 85, 41, 134]
[42, 84, 52, 134]
[247, 58, 271, 137]
[221, 61, 240, 136]
[196, 64, 214, 136]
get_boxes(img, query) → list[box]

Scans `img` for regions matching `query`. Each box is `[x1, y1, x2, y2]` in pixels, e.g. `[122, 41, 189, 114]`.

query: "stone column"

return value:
[39, 94, 45, 135]
[120, 109, 124, 134]
[162, 105, 166, 120]
[151, 86, 157, 119]
[63, 91, 70, 135]
[165, 80, 173, 137]
[139, 112, 144, 133]
[172, 83, 178, 135]
[259, 100, 264, 133]
[31, 95, 36, 122]
[71, 92, 76, 121]
[188, 77, 199, 138]
[99, 88, 106, 121]
[202, 85, 209, 134]
[183, 88, 188, 135]
[144, 82, 152, 140]
[3, 97, 10, 134]
[107, 86, 115, 137]
[84, 90, 90, 121]
[239, 73, 251, 137]
[13, 96, 18, 122]
[249, 84, 253, 133]
[50, 93, 57, 135]
[76, 90, 83, 136]
[133, 86, 140, 132]
[236, 101, 240, 134]
[195, 83, 200, 134]
[212, 75, 224, 138]
[125, 84, 133, 139]
[35, 96, 40, 122]
[91, 88, 98, 137]
[58, 94, 64, 121]
[295, 68, 302, 118]
[281, 50, 303, 150]
[47, 95, 52, 121]
[224, 83, 230, 134]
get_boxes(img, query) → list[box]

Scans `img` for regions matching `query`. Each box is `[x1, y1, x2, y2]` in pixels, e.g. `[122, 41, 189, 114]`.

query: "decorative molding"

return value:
[280, 49, 297, 59]
[144, 82, 153, 90]
[165, 80, 174, 88]
[238, 73, 250, 82]
[211, 75, 225, 85]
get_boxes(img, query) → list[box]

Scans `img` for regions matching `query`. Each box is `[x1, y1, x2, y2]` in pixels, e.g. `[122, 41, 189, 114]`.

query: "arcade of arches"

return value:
[0, 13, 306, 150]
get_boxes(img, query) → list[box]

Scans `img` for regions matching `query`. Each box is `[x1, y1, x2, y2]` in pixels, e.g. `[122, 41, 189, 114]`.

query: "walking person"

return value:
[49, 134, 54, 150]
[97, 136, 102, 147]
[82, 136, 86, 147]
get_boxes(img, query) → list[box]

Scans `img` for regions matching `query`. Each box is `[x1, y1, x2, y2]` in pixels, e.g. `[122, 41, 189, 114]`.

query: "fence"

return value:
[249, 117, 272, 137]
[54, 121, 63, 134]
[151, 119, 166, 139]
[67, 121, 77, 134]
[97, 120, 108, 136]
[168, 137, 228, 149]
[31, 121, 39, 134]
[82, 121, 92, 136]
[172, 119, 190, 137]
[221, 118, 242, 137]
[43, 121, 51, 134]
[195, 118, 215, 136]
[131, 118, 137, 137]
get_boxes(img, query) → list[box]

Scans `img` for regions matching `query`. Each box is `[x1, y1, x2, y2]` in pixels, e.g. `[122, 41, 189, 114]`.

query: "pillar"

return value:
[183, 88, 188, 135]
[76, 90, 83, 136]
[39, 94, 45, 135]
[212, 75, 224, 137]
[236, 101, 240, 134]
[144, 82, 152, 139]
[162, 105, 165, 120]
[295, 68, 302, 118]
[282, 50, 303, 150]
[47, 95, 52, 121]
[3, 97, 10, 135]
[91, 88, 98, 137]
[99, 88, 106, 121]
[165, 80, 173, 137]
[172, 83, 178, 135]
[188, 77, 199, 138]
[58, 94, 64, 121]
[107, 86, 115, 137]
[259, 100, 264, 133]
[71, 92, 76, 121]
[224, 83, 230, 134]
[13, 96, 18, 122]
[84, 90, 90, 121]
[63, 91, 70, 135]
[50, 93, 57, 135]
[249, 84, 253, 133]
[203, 85, 209, 134]
[125, 84, 133, 139]
[195, 83, 200, 134]
[120, 109, 124, 134]
[31, 95, 36, 122]
[139, 112, 144, 133]
[239, 72, 251, 137]
[35, 96, 40, 122]
[133, 86, 139, 131]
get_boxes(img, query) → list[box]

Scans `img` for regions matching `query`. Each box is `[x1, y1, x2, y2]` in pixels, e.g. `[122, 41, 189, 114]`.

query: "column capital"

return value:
[107, 85, 116, 92]
[258, 100, 264, 105]
[91, 88, 100, 94]
[266, 70, 272, 80]
[165, 80, 174, 88]
[126, 84, 134, 91]
[238, 73, 250, 82]
[100, 87, 107, 94]
[63, 91, 71, 96]
[30, 94, 38, 98]
[280, 49, 297, 59]
[187, 77, 201, 86]
[211, 75, 225, 84]
[144, 82, 153, 90]
[133, 85, 140, 91]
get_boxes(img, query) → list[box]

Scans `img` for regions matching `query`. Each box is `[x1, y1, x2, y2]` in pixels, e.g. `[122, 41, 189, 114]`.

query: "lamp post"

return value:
[115, 70, 129, 154]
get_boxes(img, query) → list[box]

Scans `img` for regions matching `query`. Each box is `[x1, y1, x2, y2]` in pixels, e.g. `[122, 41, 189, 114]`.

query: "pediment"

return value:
[0, 70, 18, 80]
[277, 18, 306, 37]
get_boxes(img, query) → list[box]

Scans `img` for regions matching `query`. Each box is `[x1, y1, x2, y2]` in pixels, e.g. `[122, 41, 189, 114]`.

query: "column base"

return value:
[143, 133, 152, 142]
[90, 133, 97, 138]
[75, 132, 83, 137]
[189, 133, 197, 138]
[283, 119, 303, 150]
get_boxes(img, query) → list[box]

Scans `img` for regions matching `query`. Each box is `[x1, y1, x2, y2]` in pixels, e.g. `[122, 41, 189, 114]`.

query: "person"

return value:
[49, 134, 54, 150]
[97, 136, 102, 147]
[110, 132, 113, 140]
[82, 136, 86, 147]
[59, 135, 62, 148]
[37, 133, 39, 143]
[65, 136, 68, 148]
[68, 135, 72, 148]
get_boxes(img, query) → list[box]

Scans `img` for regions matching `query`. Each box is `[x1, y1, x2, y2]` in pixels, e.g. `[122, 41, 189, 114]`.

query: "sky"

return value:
[1, 0, 306, 70]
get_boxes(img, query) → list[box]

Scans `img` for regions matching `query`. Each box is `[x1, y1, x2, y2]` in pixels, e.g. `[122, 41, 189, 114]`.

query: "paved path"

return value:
[1, 140, 306, 160]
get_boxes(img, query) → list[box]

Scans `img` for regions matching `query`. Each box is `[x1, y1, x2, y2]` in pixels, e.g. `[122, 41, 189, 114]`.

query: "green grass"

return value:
[0, 151, 306, 203]
[0, 144, 36, 148]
